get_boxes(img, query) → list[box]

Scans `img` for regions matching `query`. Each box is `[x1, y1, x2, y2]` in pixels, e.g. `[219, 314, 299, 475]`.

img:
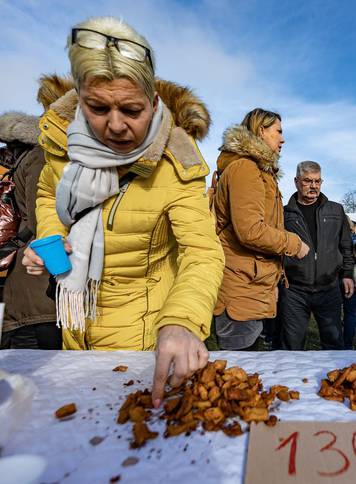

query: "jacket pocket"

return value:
[98, 276, 160, 308]
[227, 257, 256, 283]
[254, 258, 279, 285]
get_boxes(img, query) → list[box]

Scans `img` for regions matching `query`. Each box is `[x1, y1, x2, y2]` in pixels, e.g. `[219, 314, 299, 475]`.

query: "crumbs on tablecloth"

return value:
[55, 403, 77, 419]
[109, 475, 121, 482]
[124, 380, 134, 387]
[122, 456, 139, 467]
[89, 436, 105, 446]
[113, 365, 128, 372]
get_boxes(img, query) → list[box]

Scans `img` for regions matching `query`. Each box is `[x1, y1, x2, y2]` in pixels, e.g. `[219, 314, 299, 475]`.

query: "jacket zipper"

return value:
[107, 183, 129, 231]
[294, 212, 315, 285]
[314, 207, 320, 284]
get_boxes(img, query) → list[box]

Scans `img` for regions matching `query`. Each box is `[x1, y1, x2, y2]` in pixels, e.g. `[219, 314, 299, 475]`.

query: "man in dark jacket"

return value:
[278, 161, 354, 350]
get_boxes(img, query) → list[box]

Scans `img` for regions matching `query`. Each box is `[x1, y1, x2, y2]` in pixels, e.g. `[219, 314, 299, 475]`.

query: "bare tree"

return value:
[341, 189, 356, 213]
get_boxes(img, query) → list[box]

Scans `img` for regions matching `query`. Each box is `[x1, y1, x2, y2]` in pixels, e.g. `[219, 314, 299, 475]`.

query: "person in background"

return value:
[342, 216, 356, 349]
[213, 108, 309, 351]
[22, 16, 224, 405]
[0, 76, 73, 349]
[0, 87, 66, 348]
[278, 161, 354, 350]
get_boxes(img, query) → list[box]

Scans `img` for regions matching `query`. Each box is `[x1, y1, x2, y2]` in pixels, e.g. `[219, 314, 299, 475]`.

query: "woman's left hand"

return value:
[152, 325, 209, 408]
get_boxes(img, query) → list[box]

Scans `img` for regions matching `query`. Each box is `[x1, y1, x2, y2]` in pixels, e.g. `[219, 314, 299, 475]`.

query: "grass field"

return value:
[304, 316, 323, 350]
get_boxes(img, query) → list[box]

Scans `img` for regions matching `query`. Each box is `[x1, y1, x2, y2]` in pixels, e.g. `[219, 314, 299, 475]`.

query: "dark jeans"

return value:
[1, 322, 62, 350]
[343, 292, 356, 349]
[279, 285, 344, 350]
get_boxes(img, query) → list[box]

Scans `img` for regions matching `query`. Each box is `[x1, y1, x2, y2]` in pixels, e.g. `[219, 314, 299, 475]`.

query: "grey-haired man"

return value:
[278, 161, 354, 350]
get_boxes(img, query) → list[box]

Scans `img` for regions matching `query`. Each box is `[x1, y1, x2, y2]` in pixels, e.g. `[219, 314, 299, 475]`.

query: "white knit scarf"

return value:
[55, 99, 163, 331]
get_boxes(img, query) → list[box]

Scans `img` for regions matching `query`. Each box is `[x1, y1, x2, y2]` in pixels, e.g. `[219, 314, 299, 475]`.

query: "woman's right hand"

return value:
[296, 240, 310, 259]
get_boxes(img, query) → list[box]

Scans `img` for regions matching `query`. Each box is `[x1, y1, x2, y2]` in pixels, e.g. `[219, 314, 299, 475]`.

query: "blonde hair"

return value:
[67, 16, 155, 102]
[241, 108, 281, 137]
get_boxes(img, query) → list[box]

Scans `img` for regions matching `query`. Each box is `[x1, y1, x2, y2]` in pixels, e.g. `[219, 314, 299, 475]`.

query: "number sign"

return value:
[245, 422, 356, 484]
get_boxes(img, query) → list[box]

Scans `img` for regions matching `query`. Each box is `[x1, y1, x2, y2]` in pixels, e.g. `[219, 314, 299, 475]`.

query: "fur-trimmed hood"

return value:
[0, 112, 40, 168]
[219, 124, 280, 175]
[0, 111, 40, 145]
[40, 75, 211, 141]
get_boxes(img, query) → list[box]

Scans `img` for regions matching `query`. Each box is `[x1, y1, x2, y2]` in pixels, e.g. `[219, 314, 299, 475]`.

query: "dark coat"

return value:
[284, 192, 354, 291]
[0, 112, 56, 332]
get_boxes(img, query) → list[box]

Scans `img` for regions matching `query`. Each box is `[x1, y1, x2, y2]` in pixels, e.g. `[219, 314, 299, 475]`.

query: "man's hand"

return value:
[343, 278, 355, 299]
[151, 325, 209, 408]
[296, 241, 310, 259]
[22, 239, 72, 275]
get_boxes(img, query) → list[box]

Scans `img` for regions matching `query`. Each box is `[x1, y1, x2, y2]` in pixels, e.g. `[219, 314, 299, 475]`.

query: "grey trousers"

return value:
[215, 311, 263, 350]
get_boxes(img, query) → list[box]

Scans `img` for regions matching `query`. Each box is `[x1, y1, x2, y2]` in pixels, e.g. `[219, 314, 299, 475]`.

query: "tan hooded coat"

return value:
[214, 125, 301, 321]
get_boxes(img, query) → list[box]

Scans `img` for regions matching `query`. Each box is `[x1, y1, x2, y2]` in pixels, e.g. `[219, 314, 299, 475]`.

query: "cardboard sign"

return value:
[245, 421, 356, 484]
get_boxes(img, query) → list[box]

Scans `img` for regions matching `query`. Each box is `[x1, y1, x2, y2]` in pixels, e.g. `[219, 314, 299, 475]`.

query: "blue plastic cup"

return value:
[30, 235, 72, 276]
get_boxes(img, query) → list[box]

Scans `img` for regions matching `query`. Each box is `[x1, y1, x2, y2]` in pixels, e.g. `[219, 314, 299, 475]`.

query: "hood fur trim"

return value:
[155, 79, 210, 140]
[37, 74, 75, 111]
[50, 89, 78, 122]
[43, 76, 210, 140]
[220, 124, 280, 174]
[0, 112, 40, 145]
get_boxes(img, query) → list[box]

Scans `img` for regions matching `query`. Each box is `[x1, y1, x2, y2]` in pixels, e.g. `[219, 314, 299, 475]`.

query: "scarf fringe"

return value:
[56, 279, 100, 332]
[85, 279, 100, 321]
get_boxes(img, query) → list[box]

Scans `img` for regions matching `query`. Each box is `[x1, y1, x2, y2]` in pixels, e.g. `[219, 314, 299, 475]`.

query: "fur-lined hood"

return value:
[0, 111, 40, 145]
[219, 124, 280, 175]
[40, 75, 211, 141]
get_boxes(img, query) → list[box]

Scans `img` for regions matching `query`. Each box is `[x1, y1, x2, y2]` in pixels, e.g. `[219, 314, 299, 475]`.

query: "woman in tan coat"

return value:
[213, 108, 309, 350]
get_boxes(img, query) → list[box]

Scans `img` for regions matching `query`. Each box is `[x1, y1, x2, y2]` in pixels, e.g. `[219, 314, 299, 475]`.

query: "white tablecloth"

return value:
[1, 350, 356, 484]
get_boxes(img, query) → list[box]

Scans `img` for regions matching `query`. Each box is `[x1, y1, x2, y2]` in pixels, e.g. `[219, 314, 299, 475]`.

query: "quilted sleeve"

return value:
[154, 174, 224, 340]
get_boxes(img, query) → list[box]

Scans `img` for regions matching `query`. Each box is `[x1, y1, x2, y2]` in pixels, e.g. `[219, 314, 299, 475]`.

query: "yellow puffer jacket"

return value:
[36, 79, 224, 350]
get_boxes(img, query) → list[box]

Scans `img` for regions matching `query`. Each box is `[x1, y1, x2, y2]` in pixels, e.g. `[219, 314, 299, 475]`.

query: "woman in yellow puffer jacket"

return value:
[23, 16, 224, 406]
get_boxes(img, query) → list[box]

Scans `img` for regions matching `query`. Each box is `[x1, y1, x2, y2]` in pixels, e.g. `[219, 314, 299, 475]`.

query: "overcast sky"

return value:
[1, 0, 356, 203]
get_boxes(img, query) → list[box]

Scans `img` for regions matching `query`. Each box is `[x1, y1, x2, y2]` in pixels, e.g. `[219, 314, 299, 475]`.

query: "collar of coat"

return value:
[219, 124, 280, 176]
[38, 77, 211, 180]
[286, 192, 328, 212]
